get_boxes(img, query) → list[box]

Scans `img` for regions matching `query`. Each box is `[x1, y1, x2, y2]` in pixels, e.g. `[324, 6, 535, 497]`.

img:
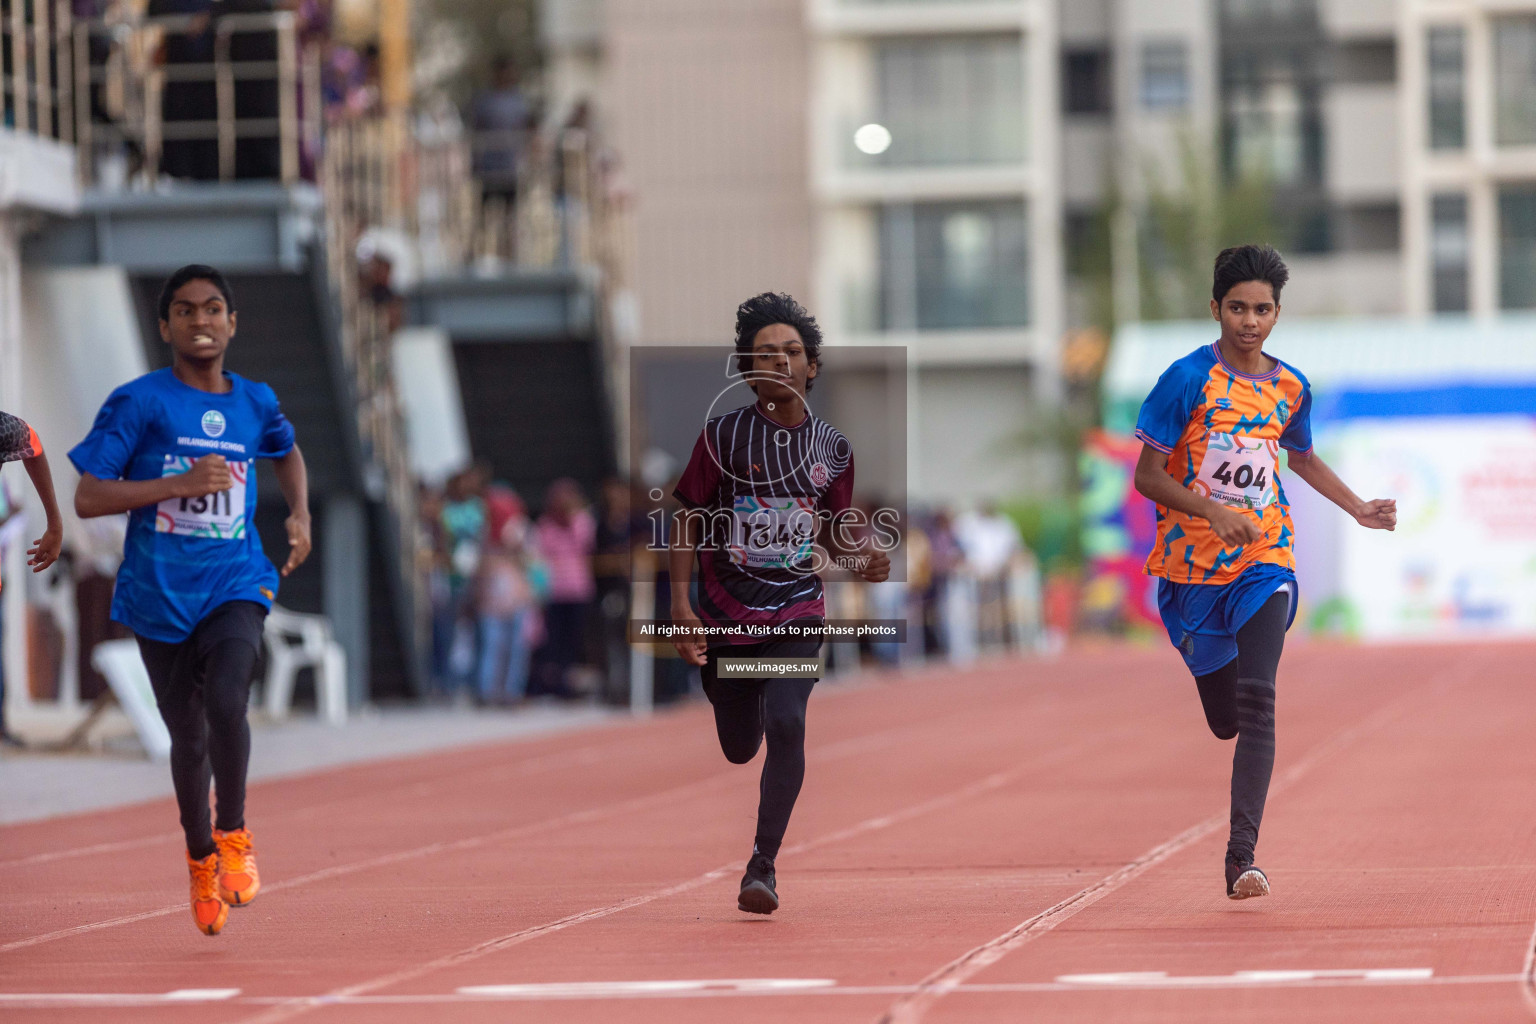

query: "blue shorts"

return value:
[1157, 564, 1297, 677]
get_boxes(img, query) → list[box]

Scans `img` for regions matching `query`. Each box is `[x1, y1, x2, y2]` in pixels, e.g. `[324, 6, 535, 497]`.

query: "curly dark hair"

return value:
[1212, 245, 1289, 305]
[733, 292, 822, 391]
[157, 264, 235, 321]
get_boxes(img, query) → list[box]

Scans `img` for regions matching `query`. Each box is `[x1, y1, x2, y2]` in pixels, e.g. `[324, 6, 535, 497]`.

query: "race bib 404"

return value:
[155, 456, 248, 539]
[1193, 433, 1278, 511]
[729, 495, 817, 568]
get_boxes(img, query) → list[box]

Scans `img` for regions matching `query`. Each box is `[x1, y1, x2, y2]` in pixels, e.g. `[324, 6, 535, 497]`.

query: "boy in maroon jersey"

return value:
[670, 292, 890, 915]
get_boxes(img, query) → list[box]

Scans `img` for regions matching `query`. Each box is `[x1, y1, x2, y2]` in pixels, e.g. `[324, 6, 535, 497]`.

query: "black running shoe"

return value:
[1226, 858, 1270, 900]
[738, 853, 779, 915]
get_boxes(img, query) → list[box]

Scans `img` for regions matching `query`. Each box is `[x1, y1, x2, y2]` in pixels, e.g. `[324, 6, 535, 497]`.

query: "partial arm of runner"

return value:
[21, 449, 64, 572]
[1285, 450, 1397, 531]
[74, 454, 232, 519]
[272, 445, 312, 576]
[668, 508, 708, 667]
[1133, 444, 1263, 547]
[822, 515, 891, 583]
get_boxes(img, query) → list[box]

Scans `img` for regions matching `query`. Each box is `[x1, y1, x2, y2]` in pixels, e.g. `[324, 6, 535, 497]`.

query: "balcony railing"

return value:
[66, 11, 318, 186]
[2, 0, 75, 143]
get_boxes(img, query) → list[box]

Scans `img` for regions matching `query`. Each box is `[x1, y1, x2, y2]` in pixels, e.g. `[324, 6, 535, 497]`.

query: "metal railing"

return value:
[2, 0, 75, 142]
[66, 10, 317, 185]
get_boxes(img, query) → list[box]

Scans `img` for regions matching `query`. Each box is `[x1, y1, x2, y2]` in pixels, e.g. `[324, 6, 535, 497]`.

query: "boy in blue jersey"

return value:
[71, 265, 311, 936]
[1133, 246, 1396, 900]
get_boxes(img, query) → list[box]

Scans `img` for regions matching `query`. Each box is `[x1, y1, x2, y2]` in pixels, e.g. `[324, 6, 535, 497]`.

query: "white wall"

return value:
[1326, 84, 1401, 202]
[912, 364, 1055, 505]
[1282, 252, 1405, 317]
[391, 327, 473, 487]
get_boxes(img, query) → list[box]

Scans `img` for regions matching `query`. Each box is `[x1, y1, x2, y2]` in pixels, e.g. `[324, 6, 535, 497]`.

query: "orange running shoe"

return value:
[213, 827, 260, 906]
[187, 851, 229, 935]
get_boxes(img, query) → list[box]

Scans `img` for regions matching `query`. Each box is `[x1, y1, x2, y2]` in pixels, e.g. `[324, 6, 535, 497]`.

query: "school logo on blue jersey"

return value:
[201, 410, 226, 438]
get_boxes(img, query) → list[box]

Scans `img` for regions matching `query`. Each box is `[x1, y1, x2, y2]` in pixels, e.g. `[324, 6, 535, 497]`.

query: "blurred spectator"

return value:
[359, 242, 404, 333]
[531, 478, 595, 698]
[924, 508, 963, 657]
[420, 484, 453, 684]
[593, 478, 643, 704]
[956, 503, 1021, 648]
[473, 516, 538, 706]
[483, 482, 525, 547]
[470, 56, 531, 202]
[436, 466, 488, 692]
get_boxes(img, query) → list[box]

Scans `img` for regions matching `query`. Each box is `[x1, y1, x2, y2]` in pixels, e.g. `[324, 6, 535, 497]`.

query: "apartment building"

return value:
[554, 0, 1062, 504]
[1400, 0, 1536, 316]
[548, 0, 1536, 501]
[1061, 0, 1404, 319]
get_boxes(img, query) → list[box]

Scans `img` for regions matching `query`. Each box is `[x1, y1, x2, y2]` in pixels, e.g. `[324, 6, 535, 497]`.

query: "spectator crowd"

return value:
[416, 467, 1049, 710]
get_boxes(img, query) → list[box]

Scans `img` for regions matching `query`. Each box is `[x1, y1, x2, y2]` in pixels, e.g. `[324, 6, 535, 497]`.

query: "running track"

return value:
[4, 641, 1536, 1023]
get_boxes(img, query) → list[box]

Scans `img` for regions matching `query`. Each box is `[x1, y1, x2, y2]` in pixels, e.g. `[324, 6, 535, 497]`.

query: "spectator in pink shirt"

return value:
[531, 478, 595, 698]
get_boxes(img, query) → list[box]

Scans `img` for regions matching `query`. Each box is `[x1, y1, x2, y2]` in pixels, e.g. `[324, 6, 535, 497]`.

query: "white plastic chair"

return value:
[91, 639, 173, 761]
[263, 605, 348, 726]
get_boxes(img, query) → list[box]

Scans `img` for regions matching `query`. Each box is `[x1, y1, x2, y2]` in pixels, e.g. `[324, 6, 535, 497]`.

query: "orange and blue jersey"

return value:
[1135, 342, 1313, 586]
[1137, 343, 1312, 675]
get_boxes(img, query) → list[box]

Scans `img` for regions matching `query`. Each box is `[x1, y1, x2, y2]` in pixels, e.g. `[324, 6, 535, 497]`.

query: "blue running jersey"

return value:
[69, 369, 295, 642]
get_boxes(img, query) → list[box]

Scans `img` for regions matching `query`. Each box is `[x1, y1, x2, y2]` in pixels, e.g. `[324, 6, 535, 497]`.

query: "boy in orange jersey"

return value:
[1132, 245, 1396, 900]
[0, 411, 65, 745]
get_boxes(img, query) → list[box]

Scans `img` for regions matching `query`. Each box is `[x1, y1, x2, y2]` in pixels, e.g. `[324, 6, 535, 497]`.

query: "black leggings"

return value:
[702, 643, 819, 859]
[1194, 592, 1289, 865]
[136, 601, 267, 860]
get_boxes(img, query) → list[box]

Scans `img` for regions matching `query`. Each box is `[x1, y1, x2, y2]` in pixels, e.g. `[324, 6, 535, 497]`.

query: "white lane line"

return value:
[231, 768, 1031, 1024]
[0, 988, 239, 1005]
[0, 739, 619, 869]
[456, 979, 836, 998]
[0, 833, 182, 870]
[1057, 968, 1434, 986]
[233, 735, 1107, 1024]
[0, 711, 929, 950]
[1524, 899, 1536, 1018]
[0, 769, 741, 955]
[877, 664, 1469, 1024]
[2, 972, 1522, 1009]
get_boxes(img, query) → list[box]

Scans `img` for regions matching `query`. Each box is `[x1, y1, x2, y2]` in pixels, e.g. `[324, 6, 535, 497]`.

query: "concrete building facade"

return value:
[544, 0, 1536, 503]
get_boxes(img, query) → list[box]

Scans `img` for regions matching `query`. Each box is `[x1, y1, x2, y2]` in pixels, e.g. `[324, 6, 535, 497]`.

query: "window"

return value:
[1063, 48, 1111, 116]
[1141, 42, 1189, 111]
[1340, 203, 1400, 253]
[862, 35, 1025, 167]
[1500, 187, 1536, 309]
[1431, 194, 1469, 313]
[1221, 0, 1313, 18]
[1495, 17, 1536, 147]
[1334, 41, 1396, 85]
[879, 201, 1030, 330]
[1229, 78, 1306, 183]
[1428, 27, 1465, 150]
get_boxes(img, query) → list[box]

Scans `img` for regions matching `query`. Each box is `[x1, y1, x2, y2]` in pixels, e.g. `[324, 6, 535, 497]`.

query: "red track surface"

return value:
[4, 641, 1536, 1023]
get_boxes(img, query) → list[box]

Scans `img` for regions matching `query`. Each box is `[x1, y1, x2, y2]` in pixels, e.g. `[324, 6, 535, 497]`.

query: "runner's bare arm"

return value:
[74, 455, 232, 518]
[1133, 443, 1262, 547]
[273, 444, 312, 576]
[21, 449, 64, 572]
[1286, 450, 1397, 531]
[668, 507, 707, 666]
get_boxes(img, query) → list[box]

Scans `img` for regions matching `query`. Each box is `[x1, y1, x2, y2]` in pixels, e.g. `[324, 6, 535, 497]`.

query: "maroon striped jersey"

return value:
[673, 402, 855, 645]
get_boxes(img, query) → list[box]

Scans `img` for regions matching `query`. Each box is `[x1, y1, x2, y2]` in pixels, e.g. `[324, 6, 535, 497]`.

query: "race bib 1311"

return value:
[155, 456, 248, 538]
